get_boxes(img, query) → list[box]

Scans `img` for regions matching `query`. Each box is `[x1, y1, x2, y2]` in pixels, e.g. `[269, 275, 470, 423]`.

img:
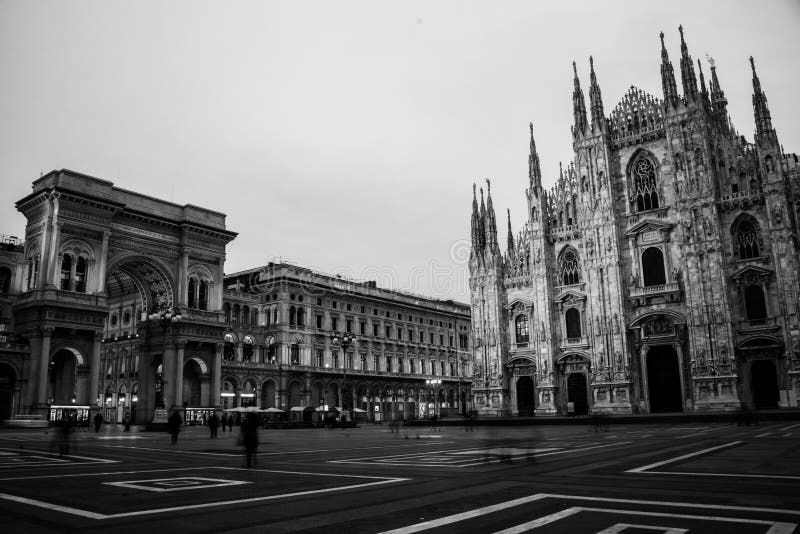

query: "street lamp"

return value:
[149, 307, 182, 330]
[332, 333, 356, 411]
[426, 378, 441, 418]
[459, 355, 470, 416]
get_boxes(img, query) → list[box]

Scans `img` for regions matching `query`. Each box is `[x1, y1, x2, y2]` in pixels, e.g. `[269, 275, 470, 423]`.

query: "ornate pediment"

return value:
[731, 265, 773, 281]
[555, 289, 586, 304]
[507, 297, 533, 312]
[625, 218, 674, 238]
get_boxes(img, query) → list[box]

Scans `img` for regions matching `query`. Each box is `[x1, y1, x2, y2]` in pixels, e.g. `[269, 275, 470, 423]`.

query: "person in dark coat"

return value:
[220, 413, 228, 432]
[93, 412, 103, 433]
[242, 414, 259, 467]
[167, 411, 182, 444]
[209, 413, 219, 438]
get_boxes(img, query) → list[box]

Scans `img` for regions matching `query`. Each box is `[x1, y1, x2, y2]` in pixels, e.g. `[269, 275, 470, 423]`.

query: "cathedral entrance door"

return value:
[516, 376, 535, 416]
[751, 360, 779, 409]
[567, 373, 588, 415]
[646, 345, 682, 413]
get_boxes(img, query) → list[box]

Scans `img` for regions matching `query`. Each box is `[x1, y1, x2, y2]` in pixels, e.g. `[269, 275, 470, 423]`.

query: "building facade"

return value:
[0, 171, 472, 423]
[469, 27, 800, 416]
[217, 263, 472, 423]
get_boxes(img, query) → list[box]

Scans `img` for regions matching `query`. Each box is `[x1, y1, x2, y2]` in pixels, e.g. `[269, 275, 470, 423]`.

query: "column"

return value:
[178, 250, 189, 307]
[639, 344, 650, 412]
[37, 194, 53, 289]
[89, 331, 103, 408]
[49, 222, 63, 286]
[162, 341, 175, 411]
[675, 342, 690, 411]
[36, 327, 53, 407]
[174, 339, 185, 408]
[96, 231, 110, 294]
[212, 344, 222, 408]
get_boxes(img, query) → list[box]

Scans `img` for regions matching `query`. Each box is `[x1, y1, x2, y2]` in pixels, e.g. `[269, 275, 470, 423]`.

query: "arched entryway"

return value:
[516, 376, 535, 416]
[751, 360, 779, 409]
[183, 360, 203, 407]
[49, 349, 79, 404]
[261, 380, 277, 408]
[647, 345, 682, 413]
[0, 364, 16, 420]
[567, 373, 588, 415]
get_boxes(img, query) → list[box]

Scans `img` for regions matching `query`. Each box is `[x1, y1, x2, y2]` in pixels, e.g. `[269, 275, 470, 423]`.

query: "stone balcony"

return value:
[559, 336, 590, 350]
[737, 316, 780, 333]
[628, 281, 682, 307]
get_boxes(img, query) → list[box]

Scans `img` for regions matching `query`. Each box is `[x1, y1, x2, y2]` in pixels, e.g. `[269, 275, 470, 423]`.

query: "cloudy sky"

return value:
[2, 0, 798, 303]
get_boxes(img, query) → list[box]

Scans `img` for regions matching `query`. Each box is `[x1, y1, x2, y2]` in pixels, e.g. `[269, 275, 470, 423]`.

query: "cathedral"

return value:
[469, 26, 800, 416]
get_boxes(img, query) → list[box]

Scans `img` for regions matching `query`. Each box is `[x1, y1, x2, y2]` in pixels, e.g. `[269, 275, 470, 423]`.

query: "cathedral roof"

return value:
[609, 86, 665, 145]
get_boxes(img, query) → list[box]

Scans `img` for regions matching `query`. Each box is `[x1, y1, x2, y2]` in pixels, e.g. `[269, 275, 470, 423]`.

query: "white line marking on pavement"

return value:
[380, 493, 800, 533]
[780, 423, 800, 431]
[0, 447, 117, 464]
[488, 507, 582, 533]
[595, 523, 687, 533]
[755, 432, 772, 437]
[626, 441, 741, 473]
[0, 468, 410, 520]
[377, 494, 550, 533]
[784, 433, 792, 437]
[457, 442, 631, 467]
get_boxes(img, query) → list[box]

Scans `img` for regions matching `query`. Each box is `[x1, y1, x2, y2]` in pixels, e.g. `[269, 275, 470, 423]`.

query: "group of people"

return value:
[165, 411, 260, 467]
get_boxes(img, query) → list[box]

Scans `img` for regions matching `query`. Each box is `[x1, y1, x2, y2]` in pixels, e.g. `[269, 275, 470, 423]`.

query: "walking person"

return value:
[209, 412, 219, 438]
[93, 412, 103, 433]
[430, 413, 439, 432]
[123, 414, 131, 432]
[241, 414, 259, 468]
[167, 411, 182, 445]
[220, 413, 228, 433]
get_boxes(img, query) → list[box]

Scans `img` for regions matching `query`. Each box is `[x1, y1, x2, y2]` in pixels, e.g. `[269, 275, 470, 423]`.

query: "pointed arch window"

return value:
[232, 304, 240, 324]
[641, 247, 666, 286]
[250, 308, 258, 326]
[187, 278, 197, 308]
[75, 257, 87, 293]
[515, 314, 529, 343]
[289, 306, 297, 327]
[241, 305, 249, 324]
[198, 280, 209, 310]
[735, 220, 761, 259]
[744, 285, 767, 323]
[632, 157, 659, 212]
[291, 344, 300, 365]
[297, 307, 305, 327]
[559, 248, 581, 286]
[60, 254, 73, 290]
[565, 308, 582, 339]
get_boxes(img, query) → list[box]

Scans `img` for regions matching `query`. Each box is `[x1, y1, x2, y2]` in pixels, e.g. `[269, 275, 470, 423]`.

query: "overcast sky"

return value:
[2, 0, 798, 304]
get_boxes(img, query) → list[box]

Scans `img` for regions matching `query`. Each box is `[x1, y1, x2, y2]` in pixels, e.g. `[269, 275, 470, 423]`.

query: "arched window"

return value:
[75, 257, 87, 293]
[250, 308, 258, 326]
[289, 306, 296, 327]
[632, 156, 659, 212]
[241, 305, 249, 324]
[736, 220, 761, 259]
[515, 314, 529, 343]
[223, 303, 231, 323]
[744, 285, 767, 323]
[565, 308, 582, 339]
[232, 304, 240, 324]
[198, 280, 208, 310]
[272, 307, 278, 325]
[0, 266, 11, 294]
[187, 278, 197, 308]
[243, 336, 254, 362]
[440, 361, 446, 376]
[297, 307, 305, 327]
[559, 248, 581, 286]
[641, 247, 666, 286]
[60, 254, 72, 290]
[290, 344, 300, 365]
[223, 334, 235, 361]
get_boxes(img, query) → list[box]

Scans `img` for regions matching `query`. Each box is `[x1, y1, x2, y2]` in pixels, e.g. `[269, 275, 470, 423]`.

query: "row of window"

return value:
[512, 283, 770, 344]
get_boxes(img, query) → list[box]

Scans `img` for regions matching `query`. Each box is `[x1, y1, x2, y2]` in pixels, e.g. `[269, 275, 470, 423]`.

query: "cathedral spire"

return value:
[506, 208, 514, 258]
[588, 56, 605, 130]
[707, 55, 728, 119]
[678, 25, 698, 101]
[697, 58, 710, 111]
[660, 31, 679, 109]
[751, 56, 774, 140]
[478, 187, 487, 251]
[572, 61, 588, 136]
[471, 183, 482, 252]
[485, 179, 499, 251]
[528, 122, 542, 189]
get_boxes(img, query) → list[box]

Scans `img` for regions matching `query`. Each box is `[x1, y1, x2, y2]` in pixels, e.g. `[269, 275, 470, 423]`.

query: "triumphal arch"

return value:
[10, 169, 236, 423]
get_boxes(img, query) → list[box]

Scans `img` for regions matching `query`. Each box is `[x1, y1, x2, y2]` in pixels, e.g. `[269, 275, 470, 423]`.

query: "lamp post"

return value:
[426, 378, 441, 418]
[332, 332, 356, 411]
[459, 355, 470, 416]
[148, 307, 182, 417]
[149, 307, 182, 330]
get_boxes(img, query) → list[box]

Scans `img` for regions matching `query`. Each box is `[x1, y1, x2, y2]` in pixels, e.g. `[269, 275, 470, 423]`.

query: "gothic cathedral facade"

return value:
[469, 27, 800, 415]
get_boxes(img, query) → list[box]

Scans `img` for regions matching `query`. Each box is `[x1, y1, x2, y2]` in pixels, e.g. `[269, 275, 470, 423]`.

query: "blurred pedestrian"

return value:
[57, 415, 73, 457]
[430, 413, 439, 432]
[123, 414, 131, 432]
[93, 412, 103, 433]
[167, 411, 182, 444]
[242, 414, 259, 467]
[209, 412, 219, 438]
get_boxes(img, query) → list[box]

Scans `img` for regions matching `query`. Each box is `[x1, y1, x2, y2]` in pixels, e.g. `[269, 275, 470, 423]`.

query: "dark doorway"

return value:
[0, 364, 15, 420]
[647, 345, 683, 412]
[516, 376, 535, 416]
[567, 373, 589, 415]
[751, 360, 779, 409]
